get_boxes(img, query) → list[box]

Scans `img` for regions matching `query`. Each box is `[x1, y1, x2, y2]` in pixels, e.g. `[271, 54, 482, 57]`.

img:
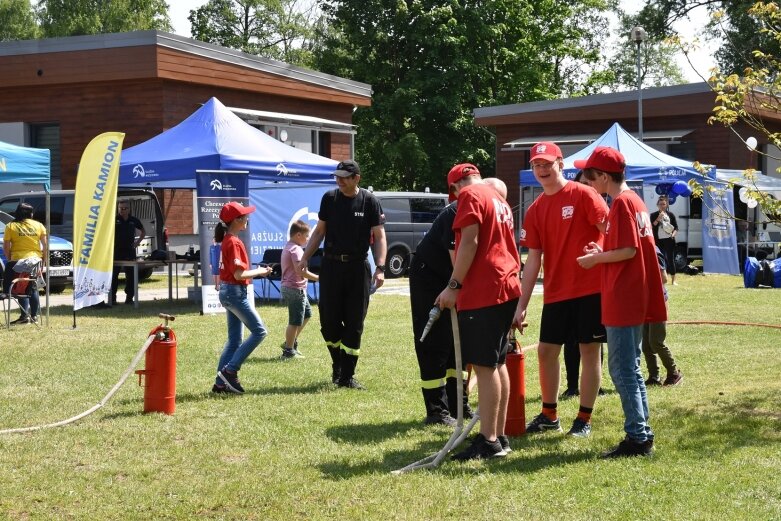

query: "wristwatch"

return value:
[375, 265, 385, 272]
[448, 278, 463, 290]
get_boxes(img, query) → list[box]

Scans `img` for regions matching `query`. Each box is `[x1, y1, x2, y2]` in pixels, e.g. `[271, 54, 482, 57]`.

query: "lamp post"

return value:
[631, 26, 647, 141]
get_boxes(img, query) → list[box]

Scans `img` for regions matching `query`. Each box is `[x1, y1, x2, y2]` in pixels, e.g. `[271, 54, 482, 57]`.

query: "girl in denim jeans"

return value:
[212, 201, 272, 394]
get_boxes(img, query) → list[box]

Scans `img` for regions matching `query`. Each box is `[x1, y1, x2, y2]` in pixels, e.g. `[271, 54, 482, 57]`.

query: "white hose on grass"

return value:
[0, 334, 155, 435]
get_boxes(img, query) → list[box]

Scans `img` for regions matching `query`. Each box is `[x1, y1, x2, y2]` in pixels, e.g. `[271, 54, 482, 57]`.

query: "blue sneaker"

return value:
[217, 367, 245, 394]
[525, 412, 562, 434]
[567, 418, 592, 438]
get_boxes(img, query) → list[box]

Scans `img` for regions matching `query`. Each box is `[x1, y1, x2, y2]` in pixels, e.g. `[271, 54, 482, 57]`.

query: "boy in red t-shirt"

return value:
[576, 147, 666, 458]
[436, 164, 521, 461]
[515, 142, 609, 438]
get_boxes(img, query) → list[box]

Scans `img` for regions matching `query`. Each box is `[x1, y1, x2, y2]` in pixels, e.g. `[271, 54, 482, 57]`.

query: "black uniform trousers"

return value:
[111, 248, 136, 304]
[318, 257, 371, 380]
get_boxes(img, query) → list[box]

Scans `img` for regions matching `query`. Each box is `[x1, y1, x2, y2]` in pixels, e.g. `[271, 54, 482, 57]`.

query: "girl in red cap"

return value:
[213, 201, 272, 394]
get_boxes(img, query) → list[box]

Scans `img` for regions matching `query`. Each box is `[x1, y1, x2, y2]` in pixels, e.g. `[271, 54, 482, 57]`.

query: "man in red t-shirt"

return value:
[576, 146, 666, 458]
[436, 163, 521, 461]
[514, 142, 609, 438]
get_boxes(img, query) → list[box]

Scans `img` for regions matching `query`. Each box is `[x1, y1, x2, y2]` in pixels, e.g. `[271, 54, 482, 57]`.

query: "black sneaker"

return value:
[567, 418, 592, 438]
[462, 403, 475, 420]
[331, 368, 341, 384]
[10, 316, 31, 325]
[280, 348, 298, 360]
[602, 437, 654, 459]
[451, 434, 506, 461]
[663, 370, 683, 386]
[424, 414, 457, 427]
[561, 388, 580, 399]
[337, 377, 365, 390]
[645, 376, 662, 386]
[211, 384, 228, 394]
[525, 412, 562, 434]
[497, 435, 513, 454]
[217, 367, 245, 394]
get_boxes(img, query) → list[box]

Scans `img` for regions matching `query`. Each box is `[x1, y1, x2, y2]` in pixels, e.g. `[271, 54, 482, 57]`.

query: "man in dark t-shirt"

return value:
[298, 160, 387, 389]
[110, 201, 145, 305]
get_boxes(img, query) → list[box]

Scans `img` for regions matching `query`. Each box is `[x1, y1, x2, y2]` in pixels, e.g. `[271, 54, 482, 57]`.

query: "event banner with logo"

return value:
[72, 132, 125, 311]
[196, 170, 250, 314]
[249, 183, 330, 299]
[702, 182, 739, 275]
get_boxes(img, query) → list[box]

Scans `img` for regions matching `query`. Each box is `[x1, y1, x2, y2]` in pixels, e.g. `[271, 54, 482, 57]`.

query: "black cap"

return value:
[334, 160, 361, 177]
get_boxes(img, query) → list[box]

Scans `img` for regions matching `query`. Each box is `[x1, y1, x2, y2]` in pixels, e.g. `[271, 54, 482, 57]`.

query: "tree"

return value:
[313, 0, 613, 192]
[0, 0, 38, 41]
[37, 0, 171, 37]
[602, 10, 686, 91]
[188, 0, 320, 66]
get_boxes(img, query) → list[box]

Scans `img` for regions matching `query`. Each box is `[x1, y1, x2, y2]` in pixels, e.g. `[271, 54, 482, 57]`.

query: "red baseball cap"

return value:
[447, 163, 480, 201]
[573, 146, 626, 173]
[529, 142, 562, 162]
[219, 201, 256, 223]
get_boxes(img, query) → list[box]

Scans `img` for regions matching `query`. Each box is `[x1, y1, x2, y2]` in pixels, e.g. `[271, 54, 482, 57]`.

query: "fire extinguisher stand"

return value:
[393, 308, 479, 474]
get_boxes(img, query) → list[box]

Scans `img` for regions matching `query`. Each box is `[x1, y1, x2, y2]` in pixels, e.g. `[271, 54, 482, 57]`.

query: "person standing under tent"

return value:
[297, 160, 387, 390]
[515, 142, 609, 438]
[650, 195, 678, 285]
[110, 201, 145, 306]
[576, 146, 666, 458]
[212, 201, 272, 394]
[436, 163, 521, 461]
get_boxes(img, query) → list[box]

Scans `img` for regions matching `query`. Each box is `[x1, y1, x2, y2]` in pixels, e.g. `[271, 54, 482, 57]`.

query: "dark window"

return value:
[0, 198, 20, 216]
[24, 196, 66, 225]
[689, 195, 702, 219]
[411, 198, 446, 223]
[381, 198, 411, 223]
[30, 124, 61, 188]
[668, 142, 696, 161]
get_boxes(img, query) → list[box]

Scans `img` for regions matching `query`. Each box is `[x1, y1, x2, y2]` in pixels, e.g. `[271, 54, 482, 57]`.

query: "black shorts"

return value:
[458, 298, 519, 368]
[539, 293, 606, 345]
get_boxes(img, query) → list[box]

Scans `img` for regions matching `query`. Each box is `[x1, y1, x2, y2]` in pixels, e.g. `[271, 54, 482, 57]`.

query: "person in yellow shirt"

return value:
[2, 203, 47, 324]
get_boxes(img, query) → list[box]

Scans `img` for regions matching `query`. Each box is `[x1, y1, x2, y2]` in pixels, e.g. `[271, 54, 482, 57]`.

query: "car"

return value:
[0, 188, 167, 281]
[373, 191, 449, 278]
[0, 210, 73, 293]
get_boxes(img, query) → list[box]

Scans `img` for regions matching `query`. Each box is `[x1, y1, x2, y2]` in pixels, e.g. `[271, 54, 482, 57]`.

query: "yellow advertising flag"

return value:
[72, 132, 125, 311]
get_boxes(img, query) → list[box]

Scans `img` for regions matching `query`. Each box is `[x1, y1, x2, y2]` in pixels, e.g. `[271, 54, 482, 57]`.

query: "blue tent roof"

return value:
[520, 122, 715, 186]
[0, 140, 51, 190]
[119, 97, 338, 188]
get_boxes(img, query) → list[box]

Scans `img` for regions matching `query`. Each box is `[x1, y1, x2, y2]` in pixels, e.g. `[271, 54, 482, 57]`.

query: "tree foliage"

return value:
[705, 1, 781, 223]
[188, 0, 320, 66]
[37, 0, 171, 37]
[313, 0, 612, 192]
[0, 0, 38, 41]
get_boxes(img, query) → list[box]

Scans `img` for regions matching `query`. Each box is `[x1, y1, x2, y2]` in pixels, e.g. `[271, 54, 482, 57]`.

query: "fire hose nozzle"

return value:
[419, 306, 442, 342]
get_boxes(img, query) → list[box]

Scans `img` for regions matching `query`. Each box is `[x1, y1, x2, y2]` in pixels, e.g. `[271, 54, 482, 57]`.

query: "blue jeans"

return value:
[606, 325, 654, 443]
[215, 284, 267, 383]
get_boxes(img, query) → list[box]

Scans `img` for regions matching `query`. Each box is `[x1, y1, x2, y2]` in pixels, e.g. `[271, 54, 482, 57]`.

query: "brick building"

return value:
[0, 31, 371, 241]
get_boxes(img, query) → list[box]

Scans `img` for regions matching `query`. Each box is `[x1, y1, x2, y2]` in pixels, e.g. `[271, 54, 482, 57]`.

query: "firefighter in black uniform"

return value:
[111, 201, 145, 305]
[298, 160, 386, 389]
[409, 167, 485, 425]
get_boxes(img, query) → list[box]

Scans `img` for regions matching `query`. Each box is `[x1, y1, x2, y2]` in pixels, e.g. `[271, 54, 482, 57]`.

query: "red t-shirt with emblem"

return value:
[601, 190, 667, 326]
[520, 181, 608, 303]
[453, 183, 521, 311]
[219, 234, 251, 286]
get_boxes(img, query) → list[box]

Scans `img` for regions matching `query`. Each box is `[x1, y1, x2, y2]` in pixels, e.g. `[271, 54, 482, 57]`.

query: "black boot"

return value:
[446, 377, 473, 420]
[422, 387, 455, 426]
[337, 351, 363, 389]
[327, 346, 341, 384]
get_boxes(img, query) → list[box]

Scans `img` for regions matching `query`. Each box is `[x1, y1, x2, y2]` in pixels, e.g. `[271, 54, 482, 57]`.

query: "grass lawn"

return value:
[1, 274, 779, 520]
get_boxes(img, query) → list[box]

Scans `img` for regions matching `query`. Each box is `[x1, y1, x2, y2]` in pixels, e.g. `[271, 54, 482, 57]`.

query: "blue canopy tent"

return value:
[520, 122, 716, 185]
[0, 140, 53, 322]
[117, 97, 340, 300]
[118, 97, 337, 188]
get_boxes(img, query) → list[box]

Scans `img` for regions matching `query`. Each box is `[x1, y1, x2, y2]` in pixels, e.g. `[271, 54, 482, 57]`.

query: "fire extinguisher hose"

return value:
[0, 334, 156, 435]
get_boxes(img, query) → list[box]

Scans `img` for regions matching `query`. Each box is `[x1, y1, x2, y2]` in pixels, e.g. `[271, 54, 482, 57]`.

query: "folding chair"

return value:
[258, 248, 283, 301]
[2, 259, 42, 328]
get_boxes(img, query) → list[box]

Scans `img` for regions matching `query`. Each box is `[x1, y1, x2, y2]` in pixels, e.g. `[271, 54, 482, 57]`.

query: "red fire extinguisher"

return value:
[136, 313, 177, 415]
[504, 328, 526, 436]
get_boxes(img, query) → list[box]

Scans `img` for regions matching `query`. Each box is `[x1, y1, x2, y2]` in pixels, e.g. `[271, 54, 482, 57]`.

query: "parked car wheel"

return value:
[139, 267, 154, 281]
[386, 247, 409, 278]
[49, 283, 67, 294]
